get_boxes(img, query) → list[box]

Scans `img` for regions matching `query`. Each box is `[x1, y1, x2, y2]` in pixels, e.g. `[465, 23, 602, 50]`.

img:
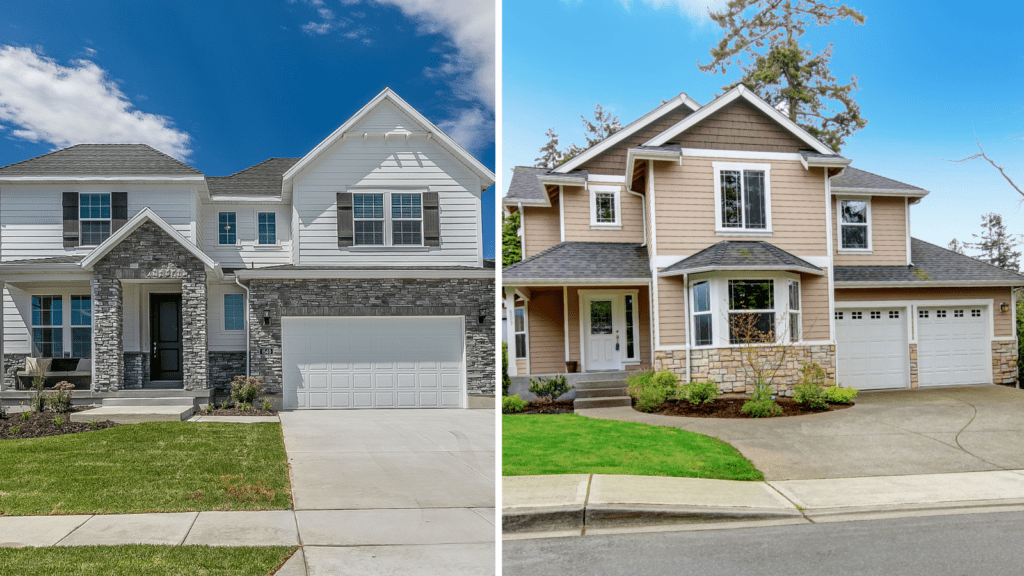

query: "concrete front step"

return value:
[70, 405, 194, 424]
[575, 387, 629, 399]
[573, 380, 628, 390]
[573, 396, 632, 409]
[103, 397, 195, 407]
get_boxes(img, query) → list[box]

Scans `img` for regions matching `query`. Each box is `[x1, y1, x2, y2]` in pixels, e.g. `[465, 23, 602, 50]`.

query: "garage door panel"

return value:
[282, 317, 465, 409]
[918, 306, 989, 387]
[836, 309, 909, 390]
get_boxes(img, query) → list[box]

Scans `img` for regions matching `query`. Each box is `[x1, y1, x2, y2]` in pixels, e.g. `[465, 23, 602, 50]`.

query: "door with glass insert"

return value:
[585, 296, 622, 371]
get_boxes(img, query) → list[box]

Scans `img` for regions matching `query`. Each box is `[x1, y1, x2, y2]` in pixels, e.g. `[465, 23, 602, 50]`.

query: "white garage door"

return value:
[917, 306, 990, 387]
[282, 317, 464, 409]
[836, 308, 909, 390]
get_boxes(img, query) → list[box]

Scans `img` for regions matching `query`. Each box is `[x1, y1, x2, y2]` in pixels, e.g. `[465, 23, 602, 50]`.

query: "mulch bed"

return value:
[201, 407, 278, 417]
[517, 400, 575, 415]
[646, 397, 854, 418]
[0, 408, 120, 440]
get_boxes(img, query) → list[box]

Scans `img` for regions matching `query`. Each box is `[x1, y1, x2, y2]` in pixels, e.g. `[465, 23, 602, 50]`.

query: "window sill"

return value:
[252, 245, 282, 250]
[590, 224, 622, 230]
[347, 246, 431, 252]
[837, 249, 873, 254]
[715, 229, 773, 237]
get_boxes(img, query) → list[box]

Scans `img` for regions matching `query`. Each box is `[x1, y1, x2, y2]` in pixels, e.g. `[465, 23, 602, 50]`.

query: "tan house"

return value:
[503, 85, 1023, 395]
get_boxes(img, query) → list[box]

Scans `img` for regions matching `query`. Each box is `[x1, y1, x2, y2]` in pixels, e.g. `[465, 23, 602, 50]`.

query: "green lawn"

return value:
[0, 422, 291, 516]
[0, 545, 296, 576]
[503, 414, 763, 480]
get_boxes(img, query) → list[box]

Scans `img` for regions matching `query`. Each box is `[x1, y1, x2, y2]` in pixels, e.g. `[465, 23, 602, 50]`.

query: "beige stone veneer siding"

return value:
[654, 344, 836, 397]
[992, 341, 1018, 386]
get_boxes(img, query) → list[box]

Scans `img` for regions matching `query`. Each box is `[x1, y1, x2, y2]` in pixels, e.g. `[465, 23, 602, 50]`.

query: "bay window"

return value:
[692, 281, 712, 347]
[728, 279, 775, 343]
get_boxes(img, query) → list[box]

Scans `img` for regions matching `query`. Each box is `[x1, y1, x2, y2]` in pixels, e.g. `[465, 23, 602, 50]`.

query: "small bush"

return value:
[502, 343, 512, 396]
[793, 384, 828, 410]
[741, 399, 783, 418]
[824, 385, 858, 404]
[29, 375, 46, 413]
[749, 378, 774, 403]
[502, 394, 528, 414]
[679, 379, 720, 406]
[19, 411, 30, 422]
[9, 425, 21, 435]
[528, 375, 570, 403]
[230, 375, 265, 405]
[238, 402, 252, 412]
[628, 370, 679, 412]
[52, 415, 65, 426]
[46, 381, 75, 413]
[260, 399, 273, 411]
[204, 404, 215, 414]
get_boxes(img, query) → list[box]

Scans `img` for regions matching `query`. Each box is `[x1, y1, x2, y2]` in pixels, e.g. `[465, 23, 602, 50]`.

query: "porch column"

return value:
[181, 273, 209, 390]
[91, 276, 124, 391]
[505, 288, 517, 377]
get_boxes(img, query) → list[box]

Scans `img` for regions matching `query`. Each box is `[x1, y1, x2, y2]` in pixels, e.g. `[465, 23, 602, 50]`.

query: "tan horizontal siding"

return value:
[836, 286, 1015, 337]
[833, 196, 908, 265]
[675, 99, 807, 153]
[637, 285, 652, 366]
[654, 158, 828, 255]
[515, 358, 527, 374]
[522, 201, 560, 258]
[567, 287, 580, 365]
[562, 185, 644, 243]
[580, 105, 695, 175]
[657, 275, 688, 346]
[526, 289, 567, 374]
[801, 270, 830, 341]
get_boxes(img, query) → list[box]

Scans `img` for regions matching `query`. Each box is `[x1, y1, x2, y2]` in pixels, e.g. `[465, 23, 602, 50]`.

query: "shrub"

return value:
[798, 361, 828, 388]
[261, 399, 273, 412]
[46, 381, 75, 414]
[793, 384, 829, 410]
[230, 375, 265, 405]
[824, 385, 858, 404]
[52, 415, 65, 426]
[528, 375, 570, 403]
[29, 375, 46, 413]
[749, 378, 774, 403]
[19, 411, 30, 422]
[9, 425, 21, 435]
[0, 397, 5, 420]
[502, 343, 512, 396]
[238, 402, 252, 412]
[679, 379, 720, 406]
[627, 370, 679, 412]
[502, 394, 528, 414]
[205, 404, 215, 414]
[741, 399, 782, 418]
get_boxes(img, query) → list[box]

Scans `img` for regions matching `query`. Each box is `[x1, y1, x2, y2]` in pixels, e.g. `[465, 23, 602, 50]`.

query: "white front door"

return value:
[584, 296, 623, 371]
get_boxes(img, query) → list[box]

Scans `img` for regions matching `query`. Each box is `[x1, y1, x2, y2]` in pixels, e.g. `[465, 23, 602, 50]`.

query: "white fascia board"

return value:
[835, 281, 1024, 289]
[283, 88, 495, 190]
[659, 265, 825, 277]
[681, 148, 803, 162]
[210, 196, 284, 203]
[235, 268, 495, 280]
[0, 264, 87, 274]
[79, 207, 222, 278]
[501, 278, 652, 286]
[501, 196, 550, 208]
[799, 156, 852, 170]
[537, 175, 586, 187]
[831, 187, 929, 198]
[0, 175, 206, 183]
[645, 85, 834, 155]
[554, 94, 701, 174]
[587, 174, 627, 183]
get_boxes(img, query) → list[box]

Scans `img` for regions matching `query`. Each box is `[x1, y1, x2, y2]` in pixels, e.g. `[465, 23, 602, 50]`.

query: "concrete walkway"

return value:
[578, 385, 1024, 480]
[503, 470, 1024, 534]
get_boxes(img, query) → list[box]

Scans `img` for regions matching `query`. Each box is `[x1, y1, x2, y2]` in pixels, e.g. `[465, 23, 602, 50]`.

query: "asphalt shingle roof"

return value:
[799, 149, 849, 162]
[831, 167, 925, 192]
[0, 144, 201, 176]
[835, 238, 1024, 285]
[0, 255, 85, 265]
[505, 166, 587, 203]
[503, 242, 651, 281]
[661, 241, 823, 275]
[206, 158, 300, 197]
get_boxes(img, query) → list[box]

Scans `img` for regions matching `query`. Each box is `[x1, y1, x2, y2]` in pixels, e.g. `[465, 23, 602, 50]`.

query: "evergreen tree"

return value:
[535, 128, 563, 169]
[534, 104, 621, 168]
[502, 211, 522, 267]
[700, 0, 867, 152]
[965, 213, 1022, 271]
[947, 239, 966, 255]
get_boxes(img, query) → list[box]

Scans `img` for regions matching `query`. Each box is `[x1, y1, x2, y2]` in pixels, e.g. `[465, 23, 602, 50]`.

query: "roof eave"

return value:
[835, 280, 1024, 288]
[0, 175, 205, 183]
[660, 265, 825, 277]
[800, 157, 853, 170]
[831, 186, 929, 198]
[501, 196, 551, 208]
[502, 277, 652, 286]
[235, 268, 494, 280]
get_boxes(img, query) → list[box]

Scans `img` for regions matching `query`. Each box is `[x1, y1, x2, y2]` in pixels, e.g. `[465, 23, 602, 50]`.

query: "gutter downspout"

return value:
[234, 275, 251, 379]
[625, 187, 647, 247]
[683, 272, 691, 384]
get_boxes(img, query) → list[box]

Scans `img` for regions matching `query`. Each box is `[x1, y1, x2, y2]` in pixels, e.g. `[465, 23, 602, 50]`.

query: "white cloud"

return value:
[620, 0, 725, 21]
[438, 107, 492, 155]
[0, 46, 191, 160]
[302, 20, 336, 34]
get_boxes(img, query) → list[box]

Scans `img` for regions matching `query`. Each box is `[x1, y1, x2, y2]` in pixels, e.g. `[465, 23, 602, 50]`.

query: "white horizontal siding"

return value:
[3, 287, 29, 354]
[208, 282, 247, 352]
[348, 99, 427, 135]
[200, 203, 292, 268]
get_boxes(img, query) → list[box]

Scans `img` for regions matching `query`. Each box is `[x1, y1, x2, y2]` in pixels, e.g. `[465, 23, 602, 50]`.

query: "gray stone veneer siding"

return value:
[3, 353, 27, 390]
[209, 352, 248, 396]
[123, 352, 150, 389]
[91, 221, 209, 391]
[245, 278, 495, 396]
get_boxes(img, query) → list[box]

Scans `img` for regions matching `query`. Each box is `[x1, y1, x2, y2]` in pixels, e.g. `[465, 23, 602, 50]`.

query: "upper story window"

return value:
[218, 212, 236, 245]
[391, 193, 422, 245]
[79, 193, 111, 246]
[839, 199, 870, 251]
[351, 192, 425, 247]
[713, 162, 771, 234]
[257, 212, 277, 245]
[353, 193, 385, 246]
[224, 294, 245, 331]
[589, 185, 621, 228]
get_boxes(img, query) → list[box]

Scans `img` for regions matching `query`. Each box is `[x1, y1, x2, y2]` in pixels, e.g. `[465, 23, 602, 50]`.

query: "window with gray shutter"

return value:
[62, 192, 79, 248]
[337, 192, 353, 247]
[111, 192, 128, 233]
[423, 191, 440, 247]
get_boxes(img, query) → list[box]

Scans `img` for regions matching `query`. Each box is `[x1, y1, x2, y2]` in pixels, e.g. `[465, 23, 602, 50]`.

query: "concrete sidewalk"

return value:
[503, 470, 1024, 533]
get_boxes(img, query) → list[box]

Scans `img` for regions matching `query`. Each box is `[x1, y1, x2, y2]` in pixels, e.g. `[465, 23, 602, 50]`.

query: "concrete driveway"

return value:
[579, 385, 1024, 481]
[278, 409, 495, 575]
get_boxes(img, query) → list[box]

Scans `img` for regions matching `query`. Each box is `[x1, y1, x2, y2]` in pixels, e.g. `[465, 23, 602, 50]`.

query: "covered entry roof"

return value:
[503, 242, 651, 284]
[660, 241, 824, 276]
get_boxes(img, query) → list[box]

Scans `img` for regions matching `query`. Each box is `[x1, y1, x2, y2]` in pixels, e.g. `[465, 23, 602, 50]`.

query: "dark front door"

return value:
[150, 293, 183, 381]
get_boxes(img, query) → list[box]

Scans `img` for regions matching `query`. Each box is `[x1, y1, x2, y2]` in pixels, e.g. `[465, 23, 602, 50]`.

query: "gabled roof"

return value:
[553, 92, 701, 174]
[207, 158, 300, 198]
[503, 166, 588, 207]
[80, 207, 221, 278]
[835, 238, 1024, 287]
[831, 167, 928, 197]
[282, 87, 495, 192]
[503, 242, 651, 284]
[645, 85, 835, 155]
[0, 144, 202, 178]
[660, 241, 824, 277]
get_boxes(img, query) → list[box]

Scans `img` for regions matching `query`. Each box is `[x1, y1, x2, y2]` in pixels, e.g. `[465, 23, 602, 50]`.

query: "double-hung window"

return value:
[353, 192, 425, 246]
[224, 294, 245, 331]
[728, 280, 775, 344]
[514, 307, 527, 359]
[714, 163, 771, 233]
[692, 281, 713, 347]
[839, 199, 870, 250]
[391, 193, 422, 245]
[219, 212, 236, 245]
[589, 185, 621, 227]
[71, 295, 92, 358]
[80, 193, 111, 245]
[353, 193, 385, 245]
[32, 296, 63, 357]
[788, 280, 800, 342]
[257, 212, 276, 245]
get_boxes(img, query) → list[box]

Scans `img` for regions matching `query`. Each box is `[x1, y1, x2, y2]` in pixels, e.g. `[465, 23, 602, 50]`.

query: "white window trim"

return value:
[688, 272, 798, 348]
[218, 212, 237, 245]
[390, 192, 425, 247]
[691, 280, 713, 348]
[223, 293, 246, 332]
[256, 211, 278, 246]
[623, 290, 641, 363]
[712, 162, 772, 235]
[31, 293, 93, 358]
[788, 279, 801, 343]
[79, 192, 112, 247]
[589, 185, 622, 228]
[513, 304, 528, 360]
[351, 190, 426, 247]
[837, 196, 872, 253]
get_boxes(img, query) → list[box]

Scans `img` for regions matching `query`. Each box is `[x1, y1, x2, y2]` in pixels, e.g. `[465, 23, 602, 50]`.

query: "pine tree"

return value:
[965, 213, 1023, 271]
[502, 211, 522, 267]
[948, 239, 966, 255]
[700, 0, 867, 152]
[534, 104, 621, 168]
[535, 128, 563, 169]
[581, 104, 622, 147]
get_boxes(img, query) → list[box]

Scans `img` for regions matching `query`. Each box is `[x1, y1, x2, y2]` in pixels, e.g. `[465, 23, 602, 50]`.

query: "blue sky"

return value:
[503, 0, 1024, 253]
[0, 0, 495, 257]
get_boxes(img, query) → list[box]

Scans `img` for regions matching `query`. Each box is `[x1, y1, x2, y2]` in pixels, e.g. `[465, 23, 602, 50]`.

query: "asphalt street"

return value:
[503, 510, 1024, 575]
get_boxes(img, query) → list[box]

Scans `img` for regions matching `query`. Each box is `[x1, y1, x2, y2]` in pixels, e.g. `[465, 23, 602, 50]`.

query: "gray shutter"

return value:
[337, 192, 353, 247]
[62, 192, 79, 248]
[111, 192, 128, 233]
[423, 192, 440, 247]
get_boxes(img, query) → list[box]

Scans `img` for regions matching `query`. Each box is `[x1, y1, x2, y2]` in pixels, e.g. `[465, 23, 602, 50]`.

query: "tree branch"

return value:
[950, 137, 1023, 199]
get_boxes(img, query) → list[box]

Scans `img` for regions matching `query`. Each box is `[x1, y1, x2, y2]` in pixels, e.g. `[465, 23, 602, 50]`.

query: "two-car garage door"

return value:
[836, 306, 991, 390]
[282, 317, 464, 409]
